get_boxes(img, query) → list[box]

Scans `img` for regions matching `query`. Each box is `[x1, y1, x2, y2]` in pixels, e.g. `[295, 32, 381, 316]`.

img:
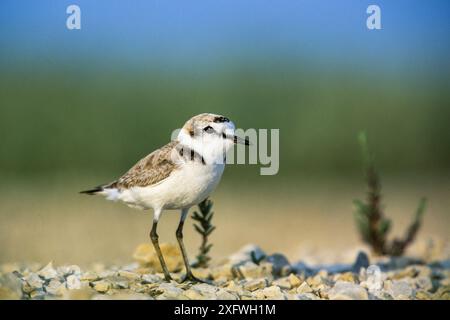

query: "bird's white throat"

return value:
[177, 127, 234, 165]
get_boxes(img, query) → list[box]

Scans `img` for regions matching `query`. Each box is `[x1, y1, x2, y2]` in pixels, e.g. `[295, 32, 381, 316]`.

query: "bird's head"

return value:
[177, 113, 249, 163]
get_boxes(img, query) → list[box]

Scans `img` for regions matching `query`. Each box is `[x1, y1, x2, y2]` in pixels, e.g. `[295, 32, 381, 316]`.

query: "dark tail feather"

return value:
[79, 185, 104, 195]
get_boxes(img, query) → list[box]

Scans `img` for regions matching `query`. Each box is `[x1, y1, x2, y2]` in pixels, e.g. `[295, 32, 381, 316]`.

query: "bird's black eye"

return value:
[203, 126, 214, 133]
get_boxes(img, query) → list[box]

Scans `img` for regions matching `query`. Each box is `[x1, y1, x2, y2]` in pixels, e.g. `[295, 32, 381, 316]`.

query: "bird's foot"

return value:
[163, 274, 173, 282]
[180, 272, 211, 284]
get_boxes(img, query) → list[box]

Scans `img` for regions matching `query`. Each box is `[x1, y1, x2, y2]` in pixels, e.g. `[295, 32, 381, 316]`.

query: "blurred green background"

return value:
[0, 0, 449, 265]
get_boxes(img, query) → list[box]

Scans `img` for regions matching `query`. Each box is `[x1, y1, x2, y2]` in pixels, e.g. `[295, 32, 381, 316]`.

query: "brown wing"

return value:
[112, 141, 179, 189]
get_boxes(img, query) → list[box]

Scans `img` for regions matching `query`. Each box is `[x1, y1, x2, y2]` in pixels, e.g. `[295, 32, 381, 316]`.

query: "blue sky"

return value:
[1, 0, 449, 71]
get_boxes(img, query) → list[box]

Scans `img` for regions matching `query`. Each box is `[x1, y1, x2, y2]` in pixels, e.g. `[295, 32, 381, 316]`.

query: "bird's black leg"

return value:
[176, 209, 208, 283]
[150, 218, 173, 282]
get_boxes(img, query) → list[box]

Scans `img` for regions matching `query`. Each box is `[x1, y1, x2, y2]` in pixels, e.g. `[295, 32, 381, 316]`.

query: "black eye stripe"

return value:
[203, 126, 214, 133]
[214, 116, 230, 123]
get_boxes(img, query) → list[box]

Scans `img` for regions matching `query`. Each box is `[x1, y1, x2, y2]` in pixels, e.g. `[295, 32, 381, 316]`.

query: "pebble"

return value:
[265, 254, 291, 276]
[225, 280, 250, 296]
[296, 281, 313, 294]
[288, 273, 302, 287]
[3, 241, 449, 300]
[216, 289, 238, 300]
[38, 262, 58, 280]
[156, 282, 185, 299]
[260, 285, 286, 300]
[29, 290, 46, 299]
[142, 274, 162, 284]
[0, 273, 23, 299]
[244, 279, 267, 291]
[24, 273, 44, 290]
[80, 271, 99, 282]
[415, 290, 432, 300]
[66, 275, 82, 290]
[117, 270, 141, 281]
[46, 279, 66, 296]
[432, 285, 450, 300]
[352, 251, 370, 273]
[210, 264, 234, 281]
[296, 293, 320, 300]
[335, 272, 358, 283]
[93, 280, 111, 293]
[58, 265, 82, 276]
[272, 277, 292, 289]
[328, 281, 369, 300]
[184, 284, 218, 300]
[384, 280, 414, 300]
[235, 261, 273, 280]
[415, 276, 433, 291]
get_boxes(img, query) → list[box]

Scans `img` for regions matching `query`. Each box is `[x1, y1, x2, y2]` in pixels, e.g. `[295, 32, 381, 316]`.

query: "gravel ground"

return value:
[1, 242, 449, 300]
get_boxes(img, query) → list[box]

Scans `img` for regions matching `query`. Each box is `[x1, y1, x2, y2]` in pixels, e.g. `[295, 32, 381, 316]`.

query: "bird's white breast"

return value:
[118, 161, 225, 210]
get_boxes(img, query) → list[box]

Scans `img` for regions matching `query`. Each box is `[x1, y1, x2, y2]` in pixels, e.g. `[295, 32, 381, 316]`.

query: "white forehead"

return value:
[182, 113, 234, 135]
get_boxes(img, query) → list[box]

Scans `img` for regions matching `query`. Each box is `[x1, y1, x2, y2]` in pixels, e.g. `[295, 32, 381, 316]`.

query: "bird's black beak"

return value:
[233, 135, 251, 146]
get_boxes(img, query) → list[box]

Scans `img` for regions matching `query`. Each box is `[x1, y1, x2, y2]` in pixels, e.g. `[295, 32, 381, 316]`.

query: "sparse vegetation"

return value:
[354, 132, 427, 256]
[192, 198, 216, 268]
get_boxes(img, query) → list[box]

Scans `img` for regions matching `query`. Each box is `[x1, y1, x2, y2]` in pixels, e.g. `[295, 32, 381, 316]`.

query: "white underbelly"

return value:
[118, 162, 224, 210]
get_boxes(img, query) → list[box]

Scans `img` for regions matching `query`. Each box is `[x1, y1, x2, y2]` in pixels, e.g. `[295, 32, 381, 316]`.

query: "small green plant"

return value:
[192, 198, 216, 268]
[354, 132, 427, 256]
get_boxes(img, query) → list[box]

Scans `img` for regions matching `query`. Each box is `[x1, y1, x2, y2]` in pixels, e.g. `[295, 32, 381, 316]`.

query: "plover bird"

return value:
[81, 113, 249, 282]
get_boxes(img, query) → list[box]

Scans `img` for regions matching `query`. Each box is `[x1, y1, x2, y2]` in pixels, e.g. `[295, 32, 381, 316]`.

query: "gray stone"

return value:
[57, 265, 82, 277]
[142, 274, 162, 284]
[296, 293, 320, 300]
[265, 254, 291, 276]
[66, 274, 82, 290]
[117, 270, 140, 280]
[328, 281, 369, 300]
[216, 289, 238, 300]
[234, 261, 272, 280]
[46, 279, 66, 296]
[24, 273, 44, 290]
[156, 282, 184, 299]
[415, 277, 433, 291]
[38, 262, 58, 280]
[104, 275, 130, 289]
[0, 273, 23, 299]
[352, 251, 370, 273]
[184, 283, 218, 300]
[385, 280, 414, 299]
